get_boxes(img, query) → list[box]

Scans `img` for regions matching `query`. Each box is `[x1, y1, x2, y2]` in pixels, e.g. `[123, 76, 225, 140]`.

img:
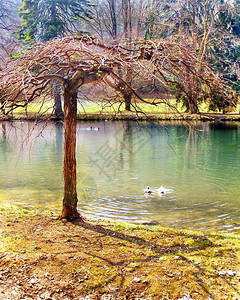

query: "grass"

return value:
[0, 204, 239, 299]
[6, 97, 240, 121]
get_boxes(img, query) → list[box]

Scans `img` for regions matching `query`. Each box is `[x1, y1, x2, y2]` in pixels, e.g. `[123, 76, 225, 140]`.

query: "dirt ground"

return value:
[0, 205, 239, 300]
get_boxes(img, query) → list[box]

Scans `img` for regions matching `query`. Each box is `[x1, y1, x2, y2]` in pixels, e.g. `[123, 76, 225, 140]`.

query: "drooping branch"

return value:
[103, 71, 158, 106]
[34, 74, 66, 84]
[0, 35, 234, 119]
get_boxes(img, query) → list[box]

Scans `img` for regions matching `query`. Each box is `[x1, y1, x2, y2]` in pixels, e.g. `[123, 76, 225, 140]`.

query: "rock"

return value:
[227, 270, 237, 277]
[30, 278, 37, 284]
[217, 270, 237, 277]
[217, 271, 226, 276]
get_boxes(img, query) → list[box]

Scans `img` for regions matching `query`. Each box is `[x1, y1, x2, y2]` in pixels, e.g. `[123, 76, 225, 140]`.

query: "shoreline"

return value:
[1, 112, 240, 122]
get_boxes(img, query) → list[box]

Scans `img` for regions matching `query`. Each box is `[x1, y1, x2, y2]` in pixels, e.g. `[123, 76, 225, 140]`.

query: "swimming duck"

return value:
[158, 186, 166, 195]
[144, 186, 152, 194]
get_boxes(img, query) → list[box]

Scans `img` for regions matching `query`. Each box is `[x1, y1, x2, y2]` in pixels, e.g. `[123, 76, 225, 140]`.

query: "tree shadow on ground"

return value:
[69, 218, 239, 299]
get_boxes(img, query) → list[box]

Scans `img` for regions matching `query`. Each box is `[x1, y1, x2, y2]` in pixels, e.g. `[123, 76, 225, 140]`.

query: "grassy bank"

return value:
[5, 110, 240, 122]
[3, 98, 240, 122]
[0, 204, 239, 299]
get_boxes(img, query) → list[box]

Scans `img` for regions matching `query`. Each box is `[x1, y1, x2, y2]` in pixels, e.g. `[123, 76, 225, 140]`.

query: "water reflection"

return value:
[55, 122, 63, 155]
[0, 120, 240, 233]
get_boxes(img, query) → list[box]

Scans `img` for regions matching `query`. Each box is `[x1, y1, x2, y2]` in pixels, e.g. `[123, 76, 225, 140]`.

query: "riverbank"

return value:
[0, 204, 239, 299]
[76, 112, 240, 122]
[77, 112, 240, 122]
[2, 111, 240, 122]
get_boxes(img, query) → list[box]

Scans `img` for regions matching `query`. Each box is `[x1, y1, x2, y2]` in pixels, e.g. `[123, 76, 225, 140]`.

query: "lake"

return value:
[0, 120, 239, 233]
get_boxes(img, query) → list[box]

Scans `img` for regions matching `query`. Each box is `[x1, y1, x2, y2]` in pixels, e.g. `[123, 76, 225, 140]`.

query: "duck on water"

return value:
[144, 186, 168, 196]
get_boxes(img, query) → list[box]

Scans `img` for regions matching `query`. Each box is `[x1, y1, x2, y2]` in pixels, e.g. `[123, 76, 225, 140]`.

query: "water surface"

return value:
[0, 120, 239, 233]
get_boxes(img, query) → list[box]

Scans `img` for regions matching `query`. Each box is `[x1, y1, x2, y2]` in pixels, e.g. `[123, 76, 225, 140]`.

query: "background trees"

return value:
[17, 0, 93, 118]
[17, 0, 92, 42]
[0, 0, 239, 114]
[134, 0, 240, 113]
[0, 0, 21, 67]
[88, 0, 145, 40]
[85, 0, 239, 113]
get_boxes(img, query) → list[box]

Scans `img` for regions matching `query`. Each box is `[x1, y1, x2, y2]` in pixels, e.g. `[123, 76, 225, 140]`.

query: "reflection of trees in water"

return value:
[117, 121, 135, 174]
[182, 122, 240, 194]
[55, 121, 63, 155]
[0, 123, 9, 155]
[0, 123, 6, 142]
[115, 121, 240, 186]
[184, 123, 211, 170]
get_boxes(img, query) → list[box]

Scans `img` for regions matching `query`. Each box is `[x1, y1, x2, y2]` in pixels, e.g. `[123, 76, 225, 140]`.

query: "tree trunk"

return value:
[54, 81, 64, 119]
[189, 100, 199, 114]
[61, 82, 80, 220]
[109, 0, 117, 39]
[124, 67, 132, 111]
[124, 90, 132, 111]
[188, 87, 199, 114]
[186, 72, 199, 114]
[122, 0, 128, 38]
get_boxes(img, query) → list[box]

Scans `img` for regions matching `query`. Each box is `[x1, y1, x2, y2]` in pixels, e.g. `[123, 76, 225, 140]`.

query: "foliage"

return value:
[210, 0, 240, 92]
[0, 36, 235, 117]
[17, 0, 93, 43]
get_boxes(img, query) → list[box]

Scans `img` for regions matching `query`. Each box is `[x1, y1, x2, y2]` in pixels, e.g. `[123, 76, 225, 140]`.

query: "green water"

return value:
[0, 120, 240, 233]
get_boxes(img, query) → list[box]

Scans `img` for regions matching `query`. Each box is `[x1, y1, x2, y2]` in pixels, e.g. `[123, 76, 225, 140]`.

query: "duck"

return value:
[85, 126, 100, 131]
[92, 127, 100, 131]
[158, 186, 166, 196]
[144, 186, 152, 194]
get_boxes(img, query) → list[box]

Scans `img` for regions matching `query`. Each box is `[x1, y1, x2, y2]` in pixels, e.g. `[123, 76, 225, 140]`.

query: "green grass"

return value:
[5, 96, 240, 121]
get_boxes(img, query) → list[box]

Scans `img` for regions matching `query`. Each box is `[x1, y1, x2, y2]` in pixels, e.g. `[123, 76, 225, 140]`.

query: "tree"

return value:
[0, 0, 20, 32]
[17, 0, 93, 118]
[88, 0, 145, 40]
[17, 0, 92, 42]
[0, 36, 231, 220]
[0, 0, 22, 66]
[212, 0, 240, 94]
[232, 0, 240, 36]
[88, 0, 147, 111]
[142, 0, 240, 113]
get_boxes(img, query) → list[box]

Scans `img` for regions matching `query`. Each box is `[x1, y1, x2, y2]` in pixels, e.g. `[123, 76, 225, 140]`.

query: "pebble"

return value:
[217, 270, 237, 277]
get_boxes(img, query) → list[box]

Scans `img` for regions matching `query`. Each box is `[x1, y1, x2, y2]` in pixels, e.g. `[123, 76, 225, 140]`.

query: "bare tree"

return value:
[142, 0, 239, 113]
[88, 0, 147, 40]
[87, 0, 148, 111]
[0, 36, 232, 219]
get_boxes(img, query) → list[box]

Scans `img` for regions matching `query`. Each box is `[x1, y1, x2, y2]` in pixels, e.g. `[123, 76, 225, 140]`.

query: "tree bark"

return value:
[189, 100, 199, 114]
[54, 81, 64, 119]
[124, 90, 132, 111]
[109, 0, 117, 39]
[188, 85, 199, 114]
[61, 81, 80, 220]
[123, 67, 132, 111]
